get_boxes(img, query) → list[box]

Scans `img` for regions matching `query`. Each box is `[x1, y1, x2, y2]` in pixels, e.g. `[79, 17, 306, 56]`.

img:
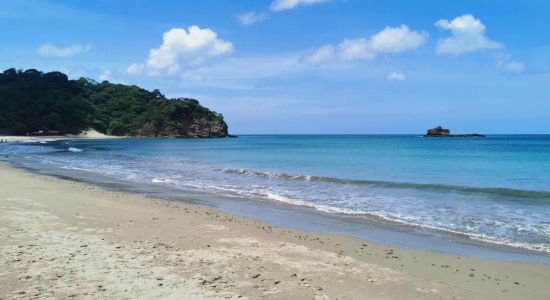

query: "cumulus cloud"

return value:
[370, 25, 428, 53]
[303, 25, 426, 64]
[386, 72, 406, 81]
[435, 15, 526, 73]
[435, 14, 502, 55]
[270, 0, 327, 12]
[37, 43, 91, 57]
[338, 39, 377, 61]
[126, 63, 144, 74]
[238, 11, 268, 26]
[141, 25, 233, 75]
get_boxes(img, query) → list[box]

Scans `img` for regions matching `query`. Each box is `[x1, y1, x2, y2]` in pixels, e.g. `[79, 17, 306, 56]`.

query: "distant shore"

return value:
[0, 129, 122, 143]
[1, 163, 549, 299]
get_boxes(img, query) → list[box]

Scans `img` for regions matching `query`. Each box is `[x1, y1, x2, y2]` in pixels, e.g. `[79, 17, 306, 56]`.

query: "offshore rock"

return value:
[425, 126, 484, 138]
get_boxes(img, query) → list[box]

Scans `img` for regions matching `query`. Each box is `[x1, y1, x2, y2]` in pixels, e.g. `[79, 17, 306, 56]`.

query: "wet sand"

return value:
[1, 163, 549, 299]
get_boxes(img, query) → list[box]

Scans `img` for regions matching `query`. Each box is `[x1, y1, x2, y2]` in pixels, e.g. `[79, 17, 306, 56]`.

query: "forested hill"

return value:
[0, 68, 229, 137]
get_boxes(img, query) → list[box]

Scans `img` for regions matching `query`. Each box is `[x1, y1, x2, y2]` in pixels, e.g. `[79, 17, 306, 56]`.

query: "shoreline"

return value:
[7, 154, 549, 263]
[0, 135, 69, 143]
[0, 129, 122, 143]
[1, 163, 549, 299]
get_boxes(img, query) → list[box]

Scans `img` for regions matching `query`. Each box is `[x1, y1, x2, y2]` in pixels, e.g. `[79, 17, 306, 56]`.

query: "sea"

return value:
[1, 135, 549, 263]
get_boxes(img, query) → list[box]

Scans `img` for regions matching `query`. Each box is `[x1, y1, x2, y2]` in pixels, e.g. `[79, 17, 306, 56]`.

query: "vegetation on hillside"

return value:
[0, 68, 228, 137]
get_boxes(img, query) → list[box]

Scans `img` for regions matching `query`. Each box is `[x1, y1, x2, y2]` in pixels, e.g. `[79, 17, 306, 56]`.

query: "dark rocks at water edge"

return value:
[425, 126, 485, 138]
[426, 126, 450, 136]
[137, 114, 229, 138]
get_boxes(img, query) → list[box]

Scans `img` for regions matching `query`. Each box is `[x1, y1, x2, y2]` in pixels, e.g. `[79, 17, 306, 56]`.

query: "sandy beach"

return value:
[0, 163, 548, 299]
[0, 129, 121, 143]
[0, 136, 67, 143]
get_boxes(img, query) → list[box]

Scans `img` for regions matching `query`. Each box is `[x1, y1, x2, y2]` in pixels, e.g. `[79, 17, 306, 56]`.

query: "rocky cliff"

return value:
[137, 115, 228, 138]
[78, 77, 231, 138]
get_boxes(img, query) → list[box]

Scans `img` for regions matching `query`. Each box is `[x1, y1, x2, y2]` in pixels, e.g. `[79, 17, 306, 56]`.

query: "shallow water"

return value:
[1, 135, 549, 259]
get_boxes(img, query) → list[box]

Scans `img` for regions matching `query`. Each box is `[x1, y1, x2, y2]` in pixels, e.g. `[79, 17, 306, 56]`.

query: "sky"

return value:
[1, 0, 549, 134]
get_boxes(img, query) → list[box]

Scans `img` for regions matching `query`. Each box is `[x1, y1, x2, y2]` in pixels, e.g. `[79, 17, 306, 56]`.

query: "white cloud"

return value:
[37, 43, 91, 57]
[238, 11, 268, 26]
[370, 25, 427, 53]
[270, 0, 327, 12]
[338, 39, 376, 61]
[435, 15, 526, 73]
[303, 25, 426, 64]
[126, 63, 144, 74]
[386, 72, 406, 81]
[495, 53, 526, 73]
[435, 14, 502, 55]
[303, 45, 336, 64]
[144, 25, 233, 75]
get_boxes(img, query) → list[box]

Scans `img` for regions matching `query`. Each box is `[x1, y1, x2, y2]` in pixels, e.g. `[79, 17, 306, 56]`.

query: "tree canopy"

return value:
[0, 68, 228, 137]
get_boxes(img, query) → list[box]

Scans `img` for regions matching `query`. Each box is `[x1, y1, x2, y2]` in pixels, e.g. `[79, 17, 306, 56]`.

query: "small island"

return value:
[425, 126, 485, 138]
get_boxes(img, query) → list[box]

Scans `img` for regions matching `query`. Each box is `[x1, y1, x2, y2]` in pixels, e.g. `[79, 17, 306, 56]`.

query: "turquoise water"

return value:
[1, 135, 549, 254]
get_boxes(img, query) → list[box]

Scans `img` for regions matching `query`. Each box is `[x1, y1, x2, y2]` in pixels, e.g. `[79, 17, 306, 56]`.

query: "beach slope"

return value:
[0, 164, 548, 299]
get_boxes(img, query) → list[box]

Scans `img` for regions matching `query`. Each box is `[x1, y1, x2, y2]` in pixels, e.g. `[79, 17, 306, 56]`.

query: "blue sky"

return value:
[1, 0, 549, 134]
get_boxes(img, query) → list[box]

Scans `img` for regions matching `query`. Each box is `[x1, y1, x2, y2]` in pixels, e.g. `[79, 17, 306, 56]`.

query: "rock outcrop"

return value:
[137, 115, 228, 138]
[425, 126, 484, 138]
[426, 126, 450, 136]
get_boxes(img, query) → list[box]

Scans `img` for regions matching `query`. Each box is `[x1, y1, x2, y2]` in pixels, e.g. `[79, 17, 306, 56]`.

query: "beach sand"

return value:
[0, 136, 67, 143]
[0, 129, 120, 143]
[0, 163, 548, 299]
